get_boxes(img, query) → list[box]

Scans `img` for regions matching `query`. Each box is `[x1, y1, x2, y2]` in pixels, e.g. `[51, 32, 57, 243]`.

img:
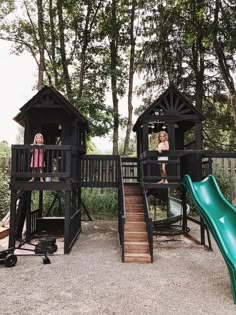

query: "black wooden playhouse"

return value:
[9, 86, 89, 253]
[9, 85, 217, 260]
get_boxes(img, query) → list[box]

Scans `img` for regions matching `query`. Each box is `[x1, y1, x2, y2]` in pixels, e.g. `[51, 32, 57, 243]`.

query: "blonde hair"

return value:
[33, 133, 44, 144]
[157, 131, 168, 143]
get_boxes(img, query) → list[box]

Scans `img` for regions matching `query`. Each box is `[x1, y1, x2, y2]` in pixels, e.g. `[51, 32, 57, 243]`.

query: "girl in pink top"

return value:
[156, 131, 169, 184]
[29, 133, 45, 182]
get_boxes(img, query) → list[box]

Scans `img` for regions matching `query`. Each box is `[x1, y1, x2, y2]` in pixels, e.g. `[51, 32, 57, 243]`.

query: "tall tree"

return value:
[48, 0, 59, 86]
[110, 0, 119, 155]
[37, 0, 45, 90]
[77, 0, 103, 100]
[123, 0, 136, 156]
[57, 0, 73, 102]
[212, 0, 236, 123]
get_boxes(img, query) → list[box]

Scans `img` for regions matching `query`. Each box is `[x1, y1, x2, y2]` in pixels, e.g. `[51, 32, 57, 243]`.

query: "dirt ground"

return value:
[0, 220, 236, 315]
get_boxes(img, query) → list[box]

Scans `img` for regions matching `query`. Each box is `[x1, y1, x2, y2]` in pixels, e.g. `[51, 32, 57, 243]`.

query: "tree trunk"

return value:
[49, 0, 59, 86]
[78, 1, 103, 100]
[123, 0, 136, 156]
[213, 0, 236, 122]
[78, 3, 91, 100]
[110, 0, 119, 155]
[37, 0, 45, 90]
[57, 0, 73, 103]
[191, 1, 205, 113]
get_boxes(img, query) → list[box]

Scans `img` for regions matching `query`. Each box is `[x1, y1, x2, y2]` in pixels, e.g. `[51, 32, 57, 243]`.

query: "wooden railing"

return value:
[10, 145, 72, 181]
[139, 150, 183, 183]
[117, 156, 125, 262]
[78, 155, 120, 187]
[121, 157, 138, 182]
[30, 209, 39, 234]
[138, 150, 223, 184]
[141, 184, 153, 262]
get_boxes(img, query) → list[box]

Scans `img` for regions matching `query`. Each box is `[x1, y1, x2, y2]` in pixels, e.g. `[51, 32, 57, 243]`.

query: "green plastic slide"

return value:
[181, 174, 236, 304]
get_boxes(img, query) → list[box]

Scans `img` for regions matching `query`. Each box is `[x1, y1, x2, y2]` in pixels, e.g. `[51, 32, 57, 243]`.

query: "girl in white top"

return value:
[156, 131, 169, 184]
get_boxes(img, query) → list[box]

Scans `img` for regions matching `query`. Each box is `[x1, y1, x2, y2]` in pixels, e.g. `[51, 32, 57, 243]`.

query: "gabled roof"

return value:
[14, 85, 89, 131]
[133, 85, 204, 131]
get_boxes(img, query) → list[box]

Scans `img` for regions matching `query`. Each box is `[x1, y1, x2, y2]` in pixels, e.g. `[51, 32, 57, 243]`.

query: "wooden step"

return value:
[124, 222, 146, 232]
[124, 186, 141, 196]
[124, 253, 151, 263]
[124, 241, 149, 253]
[126, 208, 144, 214]
[124, 231, 148, 242]
[126, 213, 144, 222]
[125, 196, 143, 204]
[124, 184, 140, 189]
[125, 204, 144, 212]
[123, 185, 151, 263]
[124, 191, 141, 196]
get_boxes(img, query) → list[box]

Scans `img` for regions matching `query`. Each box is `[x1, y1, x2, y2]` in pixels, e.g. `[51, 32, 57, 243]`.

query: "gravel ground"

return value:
[0, 220, 236, 315]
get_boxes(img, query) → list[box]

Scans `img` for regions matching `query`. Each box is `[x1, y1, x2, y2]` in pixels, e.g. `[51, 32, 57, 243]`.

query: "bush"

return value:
[31, 190, 60, 216]
[81, 188, 118, 220]
[213, 163, 234, 203]
[0, 170, 10, 220]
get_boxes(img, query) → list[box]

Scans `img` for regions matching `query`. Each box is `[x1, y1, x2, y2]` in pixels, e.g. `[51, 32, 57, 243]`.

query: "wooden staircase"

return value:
[124, 184, 152, 263]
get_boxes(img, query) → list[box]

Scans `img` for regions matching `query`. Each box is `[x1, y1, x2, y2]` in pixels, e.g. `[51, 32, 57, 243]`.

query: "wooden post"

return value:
[195, 122, 202, 149]
[167, 123, 175, 149]
[142, 123, 149, 152]
[25, 192, 32, 242]
[136, 130, 141, 181]
[181, 187, 188, 234]
[200, 216, 206, 246]
[64, 190, 71, 254]
[9, 190, 17, 248]
[38, 191, 43, 217]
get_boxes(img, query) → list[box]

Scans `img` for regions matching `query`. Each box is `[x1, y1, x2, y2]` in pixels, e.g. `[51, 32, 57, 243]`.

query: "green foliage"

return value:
[0, 142, 11, 220]
[81, 188, 118, 220]
[15, 126, 24, 144]
[31, 190, 57, 215]
[135, 0, 236, 149]
[118, 131, 137, 156]
[0, 141, 10, 158]
[75, 87, 114, 137]
[202, 96, 236, 151]
[0, 0, 15, 21]
[0, 169, 10, 220]
[212, 163, 234, 203]
[148, 133, 157, 151]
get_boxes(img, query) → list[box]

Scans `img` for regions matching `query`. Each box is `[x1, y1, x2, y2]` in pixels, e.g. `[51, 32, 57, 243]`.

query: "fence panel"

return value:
[79, 155, 120, 187]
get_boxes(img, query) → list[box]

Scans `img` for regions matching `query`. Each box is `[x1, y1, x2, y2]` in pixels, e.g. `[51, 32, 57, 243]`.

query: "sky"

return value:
[0, 40, 36, 145]
[0, 40, 115, 152]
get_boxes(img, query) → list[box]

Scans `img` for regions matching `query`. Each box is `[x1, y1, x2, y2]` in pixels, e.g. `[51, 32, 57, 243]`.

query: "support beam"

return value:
[64, 190, 71, 254]
[9, 190, 17, 248]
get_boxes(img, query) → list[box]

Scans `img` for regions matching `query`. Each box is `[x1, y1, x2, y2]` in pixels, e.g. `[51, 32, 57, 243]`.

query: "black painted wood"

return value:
[10, 86, 90, 253]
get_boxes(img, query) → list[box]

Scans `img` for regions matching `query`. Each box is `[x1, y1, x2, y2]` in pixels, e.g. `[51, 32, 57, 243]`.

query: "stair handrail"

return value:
[141, 184, 153, 262]
[118, 156, 125, 262]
